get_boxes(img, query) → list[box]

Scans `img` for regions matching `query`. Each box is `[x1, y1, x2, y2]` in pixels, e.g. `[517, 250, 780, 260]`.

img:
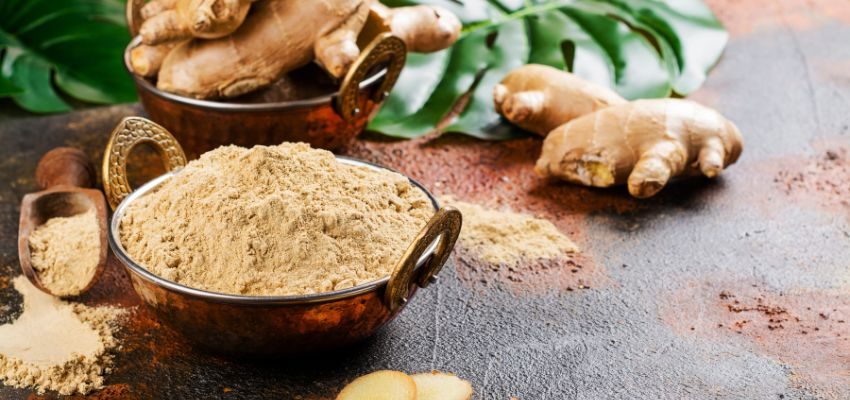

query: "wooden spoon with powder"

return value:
[17, 148, 108, 297]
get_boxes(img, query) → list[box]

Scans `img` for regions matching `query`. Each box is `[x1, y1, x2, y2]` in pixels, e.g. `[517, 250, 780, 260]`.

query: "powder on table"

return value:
[120, 143, 433, 296]
[28, 209, 99, 296]
[439, 196, 578, 266]
[0, 276, 126, 395]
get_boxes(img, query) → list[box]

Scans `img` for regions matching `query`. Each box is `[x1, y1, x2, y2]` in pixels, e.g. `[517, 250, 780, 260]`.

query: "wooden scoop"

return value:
[17, 148, 108, 297]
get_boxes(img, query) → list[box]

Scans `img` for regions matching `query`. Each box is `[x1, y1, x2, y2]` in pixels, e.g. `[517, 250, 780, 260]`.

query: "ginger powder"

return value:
[439, 196, 578, 266]
[0, 276, 126, 395]
[119, 143, 433, 296]
[28, 209, 99, 296]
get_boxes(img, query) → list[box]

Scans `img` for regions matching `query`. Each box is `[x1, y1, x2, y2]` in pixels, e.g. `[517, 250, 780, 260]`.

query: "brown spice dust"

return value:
[775, 146, 850, 214]
[662, 280, 850, 398]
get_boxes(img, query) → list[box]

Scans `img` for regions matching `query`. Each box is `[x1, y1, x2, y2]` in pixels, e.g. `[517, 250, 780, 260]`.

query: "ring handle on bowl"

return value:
[336, 32, 406, 122]
[384, 206, 462, 312]
[126, 0, 144, 37]
[102, 117, 187, 210]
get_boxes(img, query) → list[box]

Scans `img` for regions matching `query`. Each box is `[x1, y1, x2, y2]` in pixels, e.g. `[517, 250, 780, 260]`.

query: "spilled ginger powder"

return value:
[0, 276, 125, 395]
[120, 143, 433, 296]
[439, 196, 578, 265]
[28, 209, 100, 296]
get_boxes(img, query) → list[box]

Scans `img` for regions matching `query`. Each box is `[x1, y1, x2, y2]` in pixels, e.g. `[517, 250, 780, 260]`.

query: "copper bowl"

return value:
[123, 30, 405, 158]
[102, 117, 461, 356]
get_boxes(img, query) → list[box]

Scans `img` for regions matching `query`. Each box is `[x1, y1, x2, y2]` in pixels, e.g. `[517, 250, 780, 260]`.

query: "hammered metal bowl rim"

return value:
[108, 156, 441, 305]
[123, 36, 387, 112]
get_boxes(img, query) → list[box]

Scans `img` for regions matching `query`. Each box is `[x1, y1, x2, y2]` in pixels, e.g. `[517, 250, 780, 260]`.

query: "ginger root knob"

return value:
[139, 0, 255, 45]
[494, 64, 627, 136]
[371, 3, 461, 53]
[535, 99, 744, 198]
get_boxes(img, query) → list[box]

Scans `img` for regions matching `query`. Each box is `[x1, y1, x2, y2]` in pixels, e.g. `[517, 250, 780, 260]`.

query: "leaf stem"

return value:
[462, 0, 576, 35]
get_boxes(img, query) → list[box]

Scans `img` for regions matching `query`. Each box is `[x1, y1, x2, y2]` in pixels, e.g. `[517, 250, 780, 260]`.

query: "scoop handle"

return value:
[35, 147, 97, 189]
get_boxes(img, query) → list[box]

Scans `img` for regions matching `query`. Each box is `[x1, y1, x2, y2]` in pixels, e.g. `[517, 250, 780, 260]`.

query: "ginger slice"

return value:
[412, 371, 473, 400]
[336, 370, 417, 400]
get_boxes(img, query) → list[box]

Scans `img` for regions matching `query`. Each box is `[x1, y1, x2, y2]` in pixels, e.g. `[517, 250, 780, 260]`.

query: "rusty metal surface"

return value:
[1, 1, 849, 398]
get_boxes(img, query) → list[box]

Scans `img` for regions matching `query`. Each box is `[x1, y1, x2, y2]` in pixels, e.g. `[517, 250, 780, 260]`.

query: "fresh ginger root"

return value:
[535, 99, 744, 198]
[494, 64, 743, 198]
[130, 42, 180, 77]
[494, 64, 627, 136]
[131, 0, 462, 99]
[130, 0, 256, 79]
[336, 370, 417, 400]
[156, 0, 371, 98]
[139, 0, 255, 45]
[371, 3, 461, 53]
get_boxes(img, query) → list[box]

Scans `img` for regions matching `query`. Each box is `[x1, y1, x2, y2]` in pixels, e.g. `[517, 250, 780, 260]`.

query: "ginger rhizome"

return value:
[494, 64, 744, 198]
[370, 3, 461, 53]
[129, 0, 462, 100]
[157, 0, 371, 98]
[131, 0, 255, 79]
[536, 99, 743, 198]
[139, 0, 255, 44]
[494, 64, 627, 135]
[130, 41, 180, 77]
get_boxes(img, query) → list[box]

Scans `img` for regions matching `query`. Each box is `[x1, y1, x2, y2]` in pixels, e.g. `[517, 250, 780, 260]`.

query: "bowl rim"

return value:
[108, 156, 441, 305]
[123, 36, 387, 112]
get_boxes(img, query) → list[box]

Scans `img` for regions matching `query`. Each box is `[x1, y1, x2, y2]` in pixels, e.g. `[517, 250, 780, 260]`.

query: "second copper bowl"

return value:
[124, 29, 406, 159]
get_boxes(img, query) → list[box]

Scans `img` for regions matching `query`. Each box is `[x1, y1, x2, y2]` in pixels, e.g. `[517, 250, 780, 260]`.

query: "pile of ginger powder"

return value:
[0, 276, 126, 395]
[119, 143, 433, 296]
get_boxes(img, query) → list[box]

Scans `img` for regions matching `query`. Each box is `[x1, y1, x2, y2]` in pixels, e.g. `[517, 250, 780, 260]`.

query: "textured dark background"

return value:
[1, 0, 850, 398]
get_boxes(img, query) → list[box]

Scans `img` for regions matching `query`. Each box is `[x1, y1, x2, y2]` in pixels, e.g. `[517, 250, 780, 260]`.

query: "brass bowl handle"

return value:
[102, 117, 187, 210]
[126, 0, 144, 37]
[384, 206, 462, 312]
[336, 32, 406, 122]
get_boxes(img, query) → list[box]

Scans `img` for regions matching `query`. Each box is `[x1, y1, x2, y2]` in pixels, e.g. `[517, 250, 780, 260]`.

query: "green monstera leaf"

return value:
[0, 0, 136, 113]
[369, 0, 728, 139]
